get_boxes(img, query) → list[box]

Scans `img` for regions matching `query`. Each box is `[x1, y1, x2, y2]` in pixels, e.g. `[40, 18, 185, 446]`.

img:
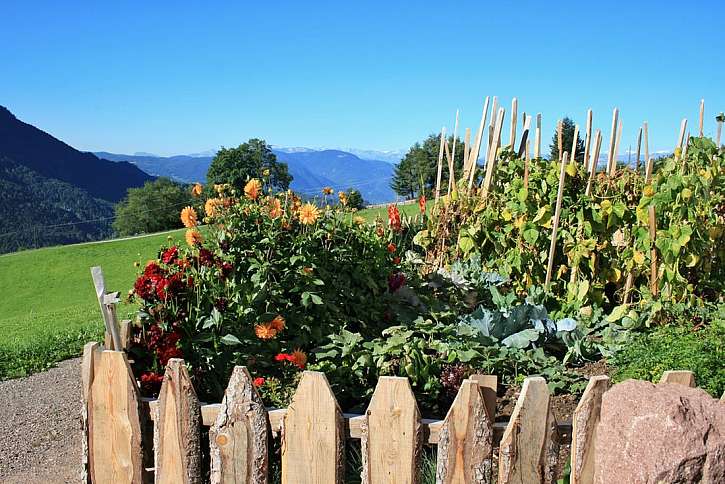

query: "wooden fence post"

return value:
[210, 366, 269, 484]
[91, 266, 123, 351]
[498, 377, 558, 484]
[606, 108, 619, 175]
[545, 152, 569, 286]
[583, 109, 593, 172]
[435, 127, 446, 205]
[510, 98, 518, 150]
[361, 377, 422, 484]
[660, 370, 696, 387]
[534, 113, 542, 159]
[467, 97, 490, 190]
[585, 130, 602, 196]
[281, 371, 344, 484]
[482, 107, 506, 197]
[154, 359, 202, 484]
[436, 380, 493, 483]
[570, 376, 611, 484]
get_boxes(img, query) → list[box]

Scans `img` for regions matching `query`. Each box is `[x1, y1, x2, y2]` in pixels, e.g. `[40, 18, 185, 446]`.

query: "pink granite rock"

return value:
[594, 379, 725, 483]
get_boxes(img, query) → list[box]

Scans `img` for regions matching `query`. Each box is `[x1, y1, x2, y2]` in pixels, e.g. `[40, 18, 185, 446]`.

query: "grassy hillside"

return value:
[0, 202, 421, 379]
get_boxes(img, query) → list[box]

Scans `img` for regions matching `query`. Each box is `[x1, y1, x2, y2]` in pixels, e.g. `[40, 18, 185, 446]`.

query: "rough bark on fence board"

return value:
[498, 376, 559, 484]
[154, 358, 202, 484]
[570, 376, 610, 484]
[86, 350, 145, 484]
[361, 376, 422, 484]
[435, 379, 493, 484]
[81, 342, 100, 484]
[469, 374, 497, 422]
[281, 371, 344, 484]
[660, 370, 696, 387]
[209, 366, 269, 484]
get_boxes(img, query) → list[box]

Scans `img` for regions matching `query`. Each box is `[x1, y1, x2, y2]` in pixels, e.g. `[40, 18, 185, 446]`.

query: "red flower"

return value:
[253, 377, 266, 387]
[418, 195, 426, 214]
[219, 262, 234, 279]
[198, 248, 216, 267]
[275, 353, 293, 362]
[387, 242, 396, 253]
[155, 277, 169, 300]
[161, 246, 178, 264]
[388, 272, 406, 293]
[387, 204, 401, 232]
[158, 346, 183, 366]
[140, 371, 164, 395]
[133, 275, 155, 300]
[144, 261, 164, 278]
[393, 256, 401, 265]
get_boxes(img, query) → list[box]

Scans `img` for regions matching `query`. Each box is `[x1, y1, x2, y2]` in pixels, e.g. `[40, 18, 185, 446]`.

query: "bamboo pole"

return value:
[535, 113, 542, 158]
[585, 130, 602, 196]
[468, 97, 491, 190]
[610, 119, 622, 176]
[699, 99, 704, 137]
[545, 152, 569, 287]
[606, 108, 619, 175]
[434, 127, 446, 205]
[635, 127, 642, 173]
[646, 157, 658, 296]
[583, 110, 593, 173]
[482, 107, 505, 197]
[557, 120, 564, 161]
[510, 98, 518, 150]
[570, 124, 580, 164]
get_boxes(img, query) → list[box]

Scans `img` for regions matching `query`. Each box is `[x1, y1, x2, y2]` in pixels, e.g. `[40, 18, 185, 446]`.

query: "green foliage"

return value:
[206, 139, 292, 192]
[113, 177, 197, 236]
[612, 316, 725, 397]
[344, 188, 365, 210]
[392, 134, 464, 198]
[549, 117, 585, 163]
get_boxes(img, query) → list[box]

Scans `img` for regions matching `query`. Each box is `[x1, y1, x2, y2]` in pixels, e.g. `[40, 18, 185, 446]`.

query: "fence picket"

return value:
[281, 371, 344, 484]
[154, 358, 202, 484]
[436, 380, 493, 483]
[570, 376, 610, 484]
[86, 350, 145, 484]
[498, 376, 559, 484]
[660, 370, 695, 387]
[361, 376, 422, 484]
[469, 374, 497, 421]
[210, 366, 269, 484]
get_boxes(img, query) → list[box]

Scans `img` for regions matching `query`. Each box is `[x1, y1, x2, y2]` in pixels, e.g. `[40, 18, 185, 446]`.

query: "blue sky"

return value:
[1, 1, 723, 157]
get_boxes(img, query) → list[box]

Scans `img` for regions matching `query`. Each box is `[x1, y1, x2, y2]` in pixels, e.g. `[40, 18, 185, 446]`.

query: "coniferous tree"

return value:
[391, 134, 464, 198]
[549, 117, 585, 163]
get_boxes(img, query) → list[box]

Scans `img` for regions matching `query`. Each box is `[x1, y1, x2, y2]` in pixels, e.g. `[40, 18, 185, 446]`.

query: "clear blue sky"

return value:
[1, 0, 722, 157]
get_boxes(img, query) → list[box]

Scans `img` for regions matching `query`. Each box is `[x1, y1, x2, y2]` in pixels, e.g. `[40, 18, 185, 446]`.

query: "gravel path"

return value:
[0, 358, 81, 484]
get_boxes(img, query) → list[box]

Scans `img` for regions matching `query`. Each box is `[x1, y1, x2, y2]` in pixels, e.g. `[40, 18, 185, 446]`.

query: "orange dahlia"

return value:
[254, 322, 277, 340]
[418, 195, 426, 214]
[290, 349, 307, 369]
[185, 229, 203, 247]
[270, 315, 285, 331]
[180, 206, 198, 228]
[338, 191, 348, 206]
[205, 198, 222, 218]
[191, 183, 203, 197]
[244, 179, 262, 200]
[322, 186, 334, 195]
[268, 197, 282, 219]
[298, 203, 320, 225]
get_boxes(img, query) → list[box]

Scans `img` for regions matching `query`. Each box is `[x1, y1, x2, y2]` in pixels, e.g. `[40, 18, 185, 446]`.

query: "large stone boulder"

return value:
[594, 379, 725, 484]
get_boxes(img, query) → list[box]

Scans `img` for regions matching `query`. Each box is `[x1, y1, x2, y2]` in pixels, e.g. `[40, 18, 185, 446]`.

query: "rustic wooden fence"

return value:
[81, 342, 702, 484]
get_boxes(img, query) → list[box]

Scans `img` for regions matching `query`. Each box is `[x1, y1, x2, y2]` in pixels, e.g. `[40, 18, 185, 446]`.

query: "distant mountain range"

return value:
[97, 148, 398, 204]
[0, 106, 152, 253]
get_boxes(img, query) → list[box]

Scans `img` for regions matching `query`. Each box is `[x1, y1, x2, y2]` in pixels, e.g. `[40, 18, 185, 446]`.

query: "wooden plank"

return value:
[583, 109, 593, 173]
[585, 130, 602, 196]
[120, 320, 132, 351]
[482, 107, 506, 196]
[81, 342, 101, 484]
[606, 108, 619, 175]
[155, 358, 202, 484]
[210, 366, 269, 484]
[361, 376, 422, 484]
[498, 377, 558, 484]
[660, 370, 696, 387]
[534, 113, 542, 159]
[509, 97, 518, 150]
[436, 380, 493, 483]
[88, 350, 145, 484]
[435, 127, 446, 204]
[468, 97, 490, 190]
[545, 152, 569, 286]
[91, 266, 122, 351]
[469, 374, 497, 422]
[281, 371, 344, 484]
[570, 376, 611, 484]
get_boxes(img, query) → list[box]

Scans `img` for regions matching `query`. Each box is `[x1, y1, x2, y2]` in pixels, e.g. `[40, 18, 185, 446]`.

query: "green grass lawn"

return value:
[0, 202, 418, 379]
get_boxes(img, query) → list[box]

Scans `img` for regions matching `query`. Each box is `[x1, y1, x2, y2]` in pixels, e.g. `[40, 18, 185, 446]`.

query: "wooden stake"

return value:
[445, 139, 455, 196]
[450, 110, 460, 194]
[643, 121, 649, 166]
[463, 127, 471, 176]
[524, 139, 531, 189]
[646, 157, 658, 296]
[583, 109, 593, 173]
[610, 119, 622, 176]
[699, 98, 704, 137]
[585, 130, 602, 196]
[434, 127, 446, 205]
[468, 97, 490, 190]
[635, 127, 642, 173]
[606, 108, 619, 175]
[489, 97, 498, 146]
[91, 266, 122, 351]
[660, 370, 696, 387]
[570, 376, 611, 484]
[545, 152, 569, 286]
[717, 117, 723, 147]
[557, 120, 563, 161]
[681, 131, 691, 170]
[570, 124, 580, 164]
[482, 107, 505, 197]
[517, 114, 532, 159]
[675, 118, 687, 157]
[534, 113, 541, 159]
[510, 97, 518, 150]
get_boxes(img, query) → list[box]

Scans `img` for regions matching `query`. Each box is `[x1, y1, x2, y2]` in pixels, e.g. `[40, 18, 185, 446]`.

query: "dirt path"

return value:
[0, 358, 81, 484]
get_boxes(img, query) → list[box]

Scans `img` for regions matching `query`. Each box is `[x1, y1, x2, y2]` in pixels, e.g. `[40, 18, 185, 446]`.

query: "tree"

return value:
[345, 189, 365, 210]
[549, 117, 585, 163]
[207, 139, 292, 192]
[113, 178, 196, 236]
[391, 134, 464, 199]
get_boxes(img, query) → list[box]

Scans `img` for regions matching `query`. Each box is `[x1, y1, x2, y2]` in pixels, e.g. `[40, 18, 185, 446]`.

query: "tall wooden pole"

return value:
[450, 110, 460, 194]
[482, 107, 505, 197]
[534, 113, 542, 159]
[606, 108, 619, 175]
[489, 96, 498, 147]
[583, 109, 593, 173]
[675, 118, 687, 158]
[635, 127, 643, 173]
[643, 122, 649, 166]
[646, 157, 658, 297]
[517, 114, 532, 159]
[557, 120, 564, 161]
[610, 119, 622, 176]
[585, 130, 602, 196]
[463, 127, 471, 173]
[699, 99, 705, 137]
[546, 152, 569, 286]
[509, 98, 518, 151]
[570, 124, 580, 164]
[468, 97, 490, 190]
[434, 127, 446, 205]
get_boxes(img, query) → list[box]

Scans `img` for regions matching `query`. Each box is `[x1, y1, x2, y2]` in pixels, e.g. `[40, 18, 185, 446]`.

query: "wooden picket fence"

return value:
[81, 342, 701, 484]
